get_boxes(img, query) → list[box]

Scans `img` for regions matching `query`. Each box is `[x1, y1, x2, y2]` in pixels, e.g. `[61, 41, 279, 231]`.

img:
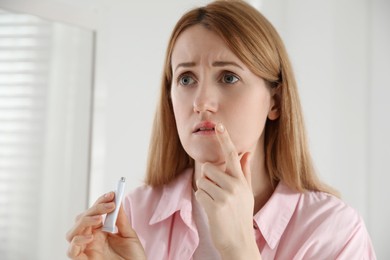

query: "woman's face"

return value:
[170, 25, 276, 165]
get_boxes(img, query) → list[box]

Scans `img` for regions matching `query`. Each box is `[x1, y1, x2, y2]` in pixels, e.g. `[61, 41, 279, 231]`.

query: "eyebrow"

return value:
[174, 62, 196, 72]
[212, 61, 243, 70]
[174, 61, 243, 72]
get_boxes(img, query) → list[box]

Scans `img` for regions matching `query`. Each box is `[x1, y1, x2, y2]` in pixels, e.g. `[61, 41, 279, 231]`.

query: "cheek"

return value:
[171, 95, 189, 136]
[229, 93, 270, 149]
[171, 89, 187, 114]
[172, 100, 182, 126]
[171, 90, 181, 117]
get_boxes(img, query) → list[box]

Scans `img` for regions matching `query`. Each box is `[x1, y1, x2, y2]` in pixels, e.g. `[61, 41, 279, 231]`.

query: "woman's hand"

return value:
[195, 123, 261, 260]
[66, 192, 146, 260]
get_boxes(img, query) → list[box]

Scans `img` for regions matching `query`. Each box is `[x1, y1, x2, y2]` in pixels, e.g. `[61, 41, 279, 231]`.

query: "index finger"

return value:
[91, 191, 115, 207]
[215, 122, 242, 177]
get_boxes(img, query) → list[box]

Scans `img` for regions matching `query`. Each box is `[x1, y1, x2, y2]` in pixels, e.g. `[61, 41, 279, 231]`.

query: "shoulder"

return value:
[123, 184, 163, 224]
[123, 168, 193, 225]
[127, 183, 163, 205]
[299, 190, 359, 222]
[291, 190, 375, 258]
[296, 190, 363, 238]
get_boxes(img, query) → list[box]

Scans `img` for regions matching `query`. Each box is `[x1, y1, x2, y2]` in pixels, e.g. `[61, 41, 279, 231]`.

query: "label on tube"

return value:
[102, 177, 126, 233]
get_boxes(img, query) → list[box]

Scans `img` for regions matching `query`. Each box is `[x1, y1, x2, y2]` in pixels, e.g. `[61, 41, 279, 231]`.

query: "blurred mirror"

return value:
[0, 8, 94, 260]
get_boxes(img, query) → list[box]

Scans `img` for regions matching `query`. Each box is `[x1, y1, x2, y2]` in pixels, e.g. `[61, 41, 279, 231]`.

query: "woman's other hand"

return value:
[195, 123, 261, 260]
[66, 192, 146, 260]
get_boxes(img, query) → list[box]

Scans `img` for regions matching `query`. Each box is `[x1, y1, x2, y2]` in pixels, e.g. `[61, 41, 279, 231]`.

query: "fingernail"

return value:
[104, 191, 113, 198]
[216, 123, 225, 133]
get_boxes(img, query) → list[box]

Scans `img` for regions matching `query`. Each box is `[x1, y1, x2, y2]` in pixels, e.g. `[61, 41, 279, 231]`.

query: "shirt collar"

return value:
[253, 181, 301, 249]
[149, 169, 302, 250]
[149, 168, 193, 225]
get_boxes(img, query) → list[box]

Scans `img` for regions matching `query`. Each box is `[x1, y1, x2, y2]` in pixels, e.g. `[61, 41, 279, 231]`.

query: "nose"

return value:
[193, 84, 218, 113]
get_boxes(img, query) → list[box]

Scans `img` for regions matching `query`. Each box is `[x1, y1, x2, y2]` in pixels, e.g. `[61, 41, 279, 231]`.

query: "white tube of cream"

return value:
[102, 177, 126, 233]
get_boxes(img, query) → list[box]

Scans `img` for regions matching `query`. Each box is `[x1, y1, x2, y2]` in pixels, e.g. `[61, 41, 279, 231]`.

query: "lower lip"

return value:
[193, 130, 216, 136]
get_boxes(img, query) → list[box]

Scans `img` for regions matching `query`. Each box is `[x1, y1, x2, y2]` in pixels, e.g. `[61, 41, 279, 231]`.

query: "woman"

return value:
[66, 1, 376, 259]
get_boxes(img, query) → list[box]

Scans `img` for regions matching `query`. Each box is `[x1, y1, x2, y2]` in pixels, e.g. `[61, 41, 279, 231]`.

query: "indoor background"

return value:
[0, 0, 389, 259]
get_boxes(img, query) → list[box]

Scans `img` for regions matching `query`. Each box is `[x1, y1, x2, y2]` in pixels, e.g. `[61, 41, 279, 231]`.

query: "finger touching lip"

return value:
[215, 122, 242, 176]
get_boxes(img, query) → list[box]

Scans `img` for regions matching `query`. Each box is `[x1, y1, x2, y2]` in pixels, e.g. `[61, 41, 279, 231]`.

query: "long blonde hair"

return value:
[145, 0, 336, 195]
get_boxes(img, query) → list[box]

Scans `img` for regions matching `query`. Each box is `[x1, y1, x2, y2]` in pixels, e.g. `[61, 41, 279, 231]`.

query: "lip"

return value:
[193, 121, 216, 135]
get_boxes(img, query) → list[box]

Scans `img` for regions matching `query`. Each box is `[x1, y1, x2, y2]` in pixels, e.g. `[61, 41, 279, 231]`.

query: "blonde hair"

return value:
[145, 0, 336, 195]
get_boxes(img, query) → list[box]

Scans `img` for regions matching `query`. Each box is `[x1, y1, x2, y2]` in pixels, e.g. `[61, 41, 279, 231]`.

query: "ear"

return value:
[268, 88, 280, 120]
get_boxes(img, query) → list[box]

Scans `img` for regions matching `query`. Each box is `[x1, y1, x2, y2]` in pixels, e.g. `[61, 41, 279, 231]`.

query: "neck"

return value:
[250, 150, 274, 214]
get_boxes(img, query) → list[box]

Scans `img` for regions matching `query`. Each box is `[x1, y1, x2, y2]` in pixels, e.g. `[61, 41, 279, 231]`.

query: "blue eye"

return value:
[222, 73, 239, 84]
[179, 75, 195, 86]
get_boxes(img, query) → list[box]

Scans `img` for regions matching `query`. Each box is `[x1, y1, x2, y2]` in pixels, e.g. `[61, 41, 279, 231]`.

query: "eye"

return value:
[222, 73, 239, 84]
[178, 74, 196, 86]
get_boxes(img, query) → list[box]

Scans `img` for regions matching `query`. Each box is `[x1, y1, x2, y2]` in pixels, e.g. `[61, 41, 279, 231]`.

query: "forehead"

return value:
[171, 25, 241, 67]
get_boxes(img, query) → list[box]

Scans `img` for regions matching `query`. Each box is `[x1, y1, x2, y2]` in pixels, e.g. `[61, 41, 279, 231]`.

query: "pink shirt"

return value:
[123, 169, 376, 259]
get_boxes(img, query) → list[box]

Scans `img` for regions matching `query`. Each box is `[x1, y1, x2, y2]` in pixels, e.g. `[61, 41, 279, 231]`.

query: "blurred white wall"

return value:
[1, 0, 389, 259]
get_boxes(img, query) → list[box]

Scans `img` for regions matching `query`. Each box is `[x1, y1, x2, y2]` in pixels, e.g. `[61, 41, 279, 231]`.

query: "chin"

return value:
[189, 150, 224, 165]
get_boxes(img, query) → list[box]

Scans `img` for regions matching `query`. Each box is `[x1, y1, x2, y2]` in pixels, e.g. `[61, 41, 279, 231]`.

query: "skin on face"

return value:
[170, 24, 276, 168]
